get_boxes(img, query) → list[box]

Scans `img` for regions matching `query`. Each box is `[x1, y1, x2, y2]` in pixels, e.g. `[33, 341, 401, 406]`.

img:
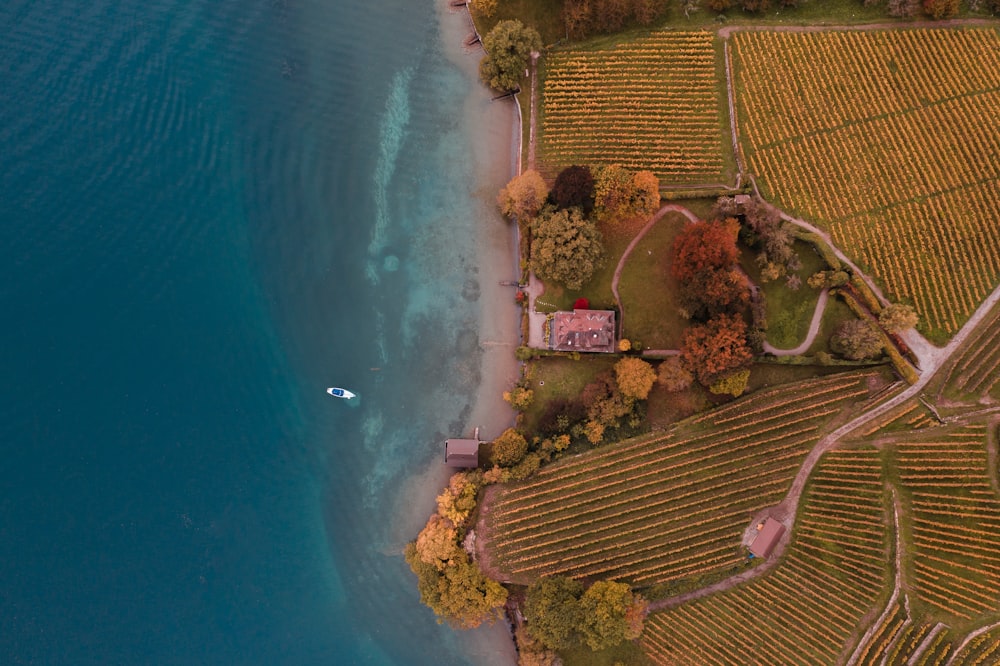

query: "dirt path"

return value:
[717, 17, 1000, 38]
[648, 284, 1000, 612]
[610, 203, 700, 337]
[762, 288, 829, 356]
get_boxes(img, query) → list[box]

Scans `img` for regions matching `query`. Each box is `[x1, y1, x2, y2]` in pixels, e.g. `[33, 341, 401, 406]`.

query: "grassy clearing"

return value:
[618, 212, 689, 350]
[642, 447, 889, 665]
[741, 239, 826, 349]
[558, 640, 651, 666]
[520, 355, 618, 434]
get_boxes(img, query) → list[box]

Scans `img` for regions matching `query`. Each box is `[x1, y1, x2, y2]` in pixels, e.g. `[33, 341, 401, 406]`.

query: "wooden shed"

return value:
[445, 438, 479, 468]
[749, 517, 786, 558]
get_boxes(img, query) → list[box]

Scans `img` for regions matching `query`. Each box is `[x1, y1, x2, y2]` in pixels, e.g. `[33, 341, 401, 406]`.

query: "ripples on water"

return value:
[1, 0, 502, 663]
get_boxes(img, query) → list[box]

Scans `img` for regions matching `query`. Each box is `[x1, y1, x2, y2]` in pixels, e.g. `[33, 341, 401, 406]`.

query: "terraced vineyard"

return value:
[936, 298, 1000, 402]
[642, 448, 888, 665]
[539, 30, 727, 185]
[893, 423, 1000, 622]
[732, 29, 1000, 340]
[483, 371, 876, 586]
[950, 625, 1000, 664]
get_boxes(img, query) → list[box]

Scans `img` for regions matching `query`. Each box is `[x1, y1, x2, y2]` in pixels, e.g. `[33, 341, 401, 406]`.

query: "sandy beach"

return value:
[386, 3, 523, 663]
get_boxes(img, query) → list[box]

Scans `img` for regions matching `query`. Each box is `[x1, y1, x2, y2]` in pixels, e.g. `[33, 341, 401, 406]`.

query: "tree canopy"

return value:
[614, 357, 657, 400]
[524, 576, 585, 651]
[479, 20, 541, 92]
[530, 207, 604, 291]
[562, 0, 669, 39]
[578, 581, 647, 651]
[491, 427, 529, 467]
[680, 313, 754, 386]
[671, 218, 741, 283]
[497, 170, 549, 220]
[831, 319, 883, 361]
[524, 577, 646, 652]
[593, 164, 660, 224]
[879, 303, 919, 333]
[550, 165, 595, 213]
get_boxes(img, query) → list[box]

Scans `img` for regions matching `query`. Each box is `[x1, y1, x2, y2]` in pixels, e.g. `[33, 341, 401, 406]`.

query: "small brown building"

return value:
[550, 309, 616, 353]
[749, 517, 786, 558]
[445, 438, 479, 468]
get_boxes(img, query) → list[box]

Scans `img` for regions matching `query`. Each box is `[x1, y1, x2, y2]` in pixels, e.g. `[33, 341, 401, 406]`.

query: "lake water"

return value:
[0, 0, 516, 663]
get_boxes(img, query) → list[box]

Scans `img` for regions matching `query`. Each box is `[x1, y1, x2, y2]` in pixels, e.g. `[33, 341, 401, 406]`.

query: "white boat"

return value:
[327, 387, 356, 399]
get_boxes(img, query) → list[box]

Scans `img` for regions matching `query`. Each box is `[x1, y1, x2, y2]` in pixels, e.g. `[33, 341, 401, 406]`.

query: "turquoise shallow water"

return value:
[0, 0, 502, 663]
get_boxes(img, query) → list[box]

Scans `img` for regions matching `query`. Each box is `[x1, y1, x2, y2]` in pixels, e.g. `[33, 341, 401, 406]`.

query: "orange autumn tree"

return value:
[671, 217, 741, 282]
[679, 313, 753, 386]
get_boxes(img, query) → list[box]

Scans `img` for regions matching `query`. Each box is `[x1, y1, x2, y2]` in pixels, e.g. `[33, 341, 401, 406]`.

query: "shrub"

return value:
[879, 303, 919, 333]
[709, 368, 751, 397]
[503, 386, 535, 411]
[830, 320, 883, 361]
[658, 357, 694, 392]
[491, 428, 529, 467]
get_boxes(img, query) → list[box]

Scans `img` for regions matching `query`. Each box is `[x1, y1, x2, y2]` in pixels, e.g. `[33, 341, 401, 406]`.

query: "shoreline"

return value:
[383, 3, 523, 664]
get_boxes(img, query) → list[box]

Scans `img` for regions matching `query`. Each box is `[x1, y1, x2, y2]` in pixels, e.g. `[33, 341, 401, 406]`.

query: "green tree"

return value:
[614, 357, 657, 400]
[709, 368, 751, 397]
[498, 170, 549, 220]
[524, 576, 585, 651]
[831, 319, 883, 361]
[491, 428, 529, 467]
[479, 20, 541, 92]
[879, 303, 919, 333]
[405, 543, 508, 629]
[578, 581, 645, 651]
[530, 207, 604, 290]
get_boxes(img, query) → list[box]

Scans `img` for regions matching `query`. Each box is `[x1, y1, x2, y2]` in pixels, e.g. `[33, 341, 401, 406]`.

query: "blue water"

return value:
[0, 0, 505, 663]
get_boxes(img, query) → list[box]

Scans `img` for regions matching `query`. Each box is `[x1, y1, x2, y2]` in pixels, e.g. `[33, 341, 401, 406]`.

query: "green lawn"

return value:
[618, 212, 689, 350]
[521, 355, 617, 434]
[741, 239, 826, 350]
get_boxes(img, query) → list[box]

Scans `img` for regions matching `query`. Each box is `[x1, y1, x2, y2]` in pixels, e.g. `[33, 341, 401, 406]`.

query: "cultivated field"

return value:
[642, 448, 889, 665]
[539, 30, 727, 185]
[483, 371, 877, 586]
[732, 28, 1000, 340]
[934, 298, 1000, 403]
[892, 423, 1000, 623]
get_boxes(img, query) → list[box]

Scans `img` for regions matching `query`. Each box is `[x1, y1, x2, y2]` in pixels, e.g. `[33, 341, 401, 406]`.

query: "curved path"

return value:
[761, 288, 829, 356]
[647, 282, 1000, 613]
[610, 203, 700, 337]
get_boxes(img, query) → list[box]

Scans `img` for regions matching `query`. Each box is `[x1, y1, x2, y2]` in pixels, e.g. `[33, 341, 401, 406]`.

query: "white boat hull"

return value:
[327, 387, 356, 399]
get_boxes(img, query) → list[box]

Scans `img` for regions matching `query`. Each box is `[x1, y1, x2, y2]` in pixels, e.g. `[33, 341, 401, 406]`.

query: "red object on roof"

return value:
[573, 298, 590, 310]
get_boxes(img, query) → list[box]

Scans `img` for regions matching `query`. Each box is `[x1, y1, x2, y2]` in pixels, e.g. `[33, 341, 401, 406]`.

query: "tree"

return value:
[593, 164, 635, 223]
[831, 319, 883, 361]
[614, 357, 657, 400]
[414, 514, 461, 571]
[503, 385, 535, 411]
[530, 207, 605, 290]
[491, 428, 529, 467]
[671, 218, 741, 283]
[923, 0, 959, 17]
[524, 576, 585, 651]
[405, 543, 508, 629]
[879, 303, 919, 333]
[578, 581, 646, 651]
[888, 0, 920, 16]
[479, 20, 541, 92]
[470, 0, 497, 17]
[593, 165, 659, 223]
[678, 267, 750, 321]
[550, 165, 595, 213]
[709, 368, 751, 397]
[658, 357, 694, 392]
[436, 471, 482, 526]
[631, 170, 661, 219]
[680, 314, 753, 386]
[498, 170, 549, 220]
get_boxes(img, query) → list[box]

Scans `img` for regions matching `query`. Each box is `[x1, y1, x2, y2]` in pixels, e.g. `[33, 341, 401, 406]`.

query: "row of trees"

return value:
[562, 0, 669, 39]
[499, 165, 660, 291]
[671, 217, 755, 396]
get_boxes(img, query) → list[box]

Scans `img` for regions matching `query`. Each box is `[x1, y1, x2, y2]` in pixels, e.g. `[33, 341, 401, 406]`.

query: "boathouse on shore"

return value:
[445, 438, 479, 468]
